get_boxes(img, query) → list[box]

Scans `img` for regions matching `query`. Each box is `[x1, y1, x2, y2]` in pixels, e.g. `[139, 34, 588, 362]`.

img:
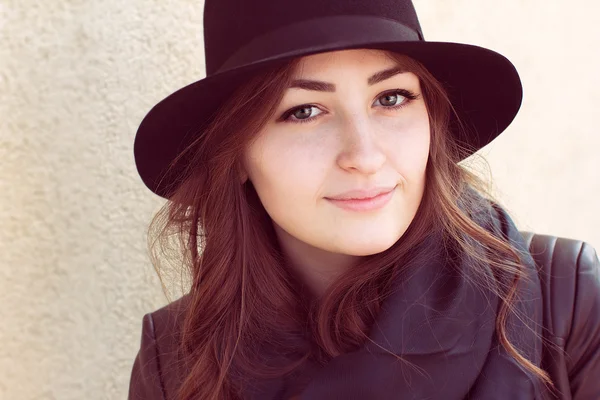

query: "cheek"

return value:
[381, 110, 430, 182]
[244, 133, 326, 207]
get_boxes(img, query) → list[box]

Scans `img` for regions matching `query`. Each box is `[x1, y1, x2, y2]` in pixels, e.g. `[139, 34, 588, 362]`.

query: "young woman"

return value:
[128, 1, 600, 399]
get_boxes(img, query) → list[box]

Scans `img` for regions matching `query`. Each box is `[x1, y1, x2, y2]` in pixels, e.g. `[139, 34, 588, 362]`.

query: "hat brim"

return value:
[134, 15, 522, 199]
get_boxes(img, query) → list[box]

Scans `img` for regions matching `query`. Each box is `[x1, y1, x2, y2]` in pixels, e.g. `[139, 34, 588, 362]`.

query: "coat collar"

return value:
[296, 233, 498, 399]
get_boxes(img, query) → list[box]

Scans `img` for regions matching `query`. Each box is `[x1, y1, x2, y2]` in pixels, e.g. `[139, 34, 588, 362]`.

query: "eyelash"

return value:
[279, 89, 420, 125]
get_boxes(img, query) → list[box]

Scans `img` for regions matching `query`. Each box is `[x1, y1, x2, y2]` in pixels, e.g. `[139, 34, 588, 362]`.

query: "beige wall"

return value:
[1, 1, 598, 398]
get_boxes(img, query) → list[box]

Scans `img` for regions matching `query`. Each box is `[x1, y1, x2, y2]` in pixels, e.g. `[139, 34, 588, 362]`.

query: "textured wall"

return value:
[1, 1, 598, 399]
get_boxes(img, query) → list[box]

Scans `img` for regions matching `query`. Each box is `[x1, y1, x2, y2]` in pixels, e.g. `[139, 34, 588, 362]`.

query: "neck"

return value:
[273, 223, 363, 300]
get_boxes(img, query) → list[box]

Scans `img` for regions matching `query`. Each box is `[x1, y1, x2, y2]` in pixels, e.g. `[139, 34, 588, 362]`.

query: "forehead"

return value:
[293, 49, 400, 76]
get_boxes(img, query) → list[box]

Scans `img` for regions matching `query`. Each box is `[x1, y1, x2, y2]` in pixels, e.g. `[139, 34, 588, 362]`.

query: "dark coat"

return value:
[128, 230, 600, 400]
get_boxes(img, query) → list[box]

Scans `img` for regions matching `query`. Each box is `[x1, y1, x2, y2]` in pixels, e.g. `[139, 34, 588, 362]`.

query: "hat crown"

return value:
[203, 0, 424, 75]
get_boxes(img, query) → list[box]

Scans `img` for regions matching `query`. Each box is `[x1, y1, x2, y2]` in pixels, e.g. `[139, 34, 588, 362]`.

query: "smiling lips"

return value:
[325, 185, 396, 212]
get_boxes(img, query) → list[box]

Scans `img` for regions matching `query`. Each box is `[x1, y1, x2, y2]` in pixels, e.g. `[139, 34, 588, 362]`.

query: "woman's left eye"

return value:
[279, 89, 419, 124]
[374, 89, 418, 108]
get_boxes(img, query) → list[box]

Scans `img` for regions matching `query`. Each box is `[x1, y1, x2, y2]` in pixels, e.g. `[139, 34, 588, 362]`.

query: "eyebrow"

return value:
[288, 66, 407, 92]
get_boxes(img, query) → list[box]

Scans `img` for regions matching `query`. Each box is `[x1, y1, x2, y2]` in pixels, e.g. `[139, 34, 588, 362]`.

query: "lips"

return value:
[325, 185, 397, 212]
[326, 186, 396, 200]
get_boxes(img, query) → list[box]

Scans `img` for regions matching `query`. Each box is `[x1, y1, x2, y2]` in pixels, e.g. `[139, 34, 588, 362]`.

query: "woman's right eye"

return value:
[280, 105, 323, 124]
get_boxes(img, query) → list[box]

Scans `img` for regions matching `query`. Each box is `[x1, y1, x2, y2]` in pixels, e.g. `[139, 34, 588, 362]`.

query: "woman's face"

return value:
[242, 49, 430, 258]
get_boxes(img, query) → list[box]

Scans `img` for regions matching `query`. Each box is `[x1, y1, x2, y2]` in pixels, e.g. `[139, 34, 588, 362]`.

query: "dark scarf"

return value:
[248, 198, 545, 400]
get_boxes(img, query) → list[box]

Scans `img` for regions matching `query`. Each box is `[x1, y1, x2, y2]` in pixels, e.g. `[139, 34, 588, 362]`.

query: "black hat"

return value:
[134, 0, 523, 199]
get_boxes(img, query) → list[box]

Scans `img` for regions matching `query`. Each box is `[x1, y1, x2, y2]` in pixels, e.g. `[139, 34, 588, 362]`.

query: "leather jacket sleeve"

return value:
[128, 313, 166, 400]
[566, 242, 600, 399]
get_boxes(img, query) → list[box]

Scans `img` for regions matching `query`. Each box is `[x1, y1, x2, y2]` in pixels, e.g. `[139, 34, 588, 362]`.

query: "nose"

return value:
[336, 115, 386, 174]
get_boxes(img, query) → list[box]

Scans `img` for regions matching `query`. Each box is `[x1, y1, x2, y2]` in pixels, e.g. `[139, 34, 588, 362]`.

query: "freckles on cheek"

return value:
[384, 118, 430, 176]
[255, 137, 324, 196]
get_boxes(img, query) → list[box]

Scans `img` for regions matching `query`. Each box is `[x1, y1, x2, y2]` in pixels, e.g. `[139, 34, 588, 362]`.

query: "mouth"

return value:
[325, 185, 396, 212]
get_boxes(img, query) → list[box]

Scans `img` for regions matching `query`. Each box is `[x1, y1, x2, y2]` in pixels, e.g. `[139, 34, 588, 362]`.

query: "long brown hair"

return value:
[148, 51, 552, 400]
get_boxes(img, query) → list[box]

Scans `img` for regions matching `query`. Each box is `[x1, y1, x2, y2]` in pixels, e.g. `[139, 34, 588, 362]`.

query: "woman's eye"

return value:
[282, 105, 323, 123]
[378, 93, 402, 106]
[374, 90, 414, 108]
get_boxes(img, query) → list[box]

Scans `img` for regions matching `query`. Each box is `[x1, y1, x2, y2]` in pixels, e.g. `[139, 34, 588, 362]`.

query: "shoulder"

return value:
[147, 294, 191, 344]
[527, 234, 600, 340]
[128, 294, 191, 400]
[562, 241, 600, 397]
[526, 234, 600, 398]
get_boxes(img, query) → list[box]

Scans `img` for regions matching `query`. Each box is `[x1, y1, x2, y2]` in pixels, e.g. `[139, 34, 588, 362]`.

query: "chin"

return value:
[330, 216, 412, 256]
[334, 231, 403, 256]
